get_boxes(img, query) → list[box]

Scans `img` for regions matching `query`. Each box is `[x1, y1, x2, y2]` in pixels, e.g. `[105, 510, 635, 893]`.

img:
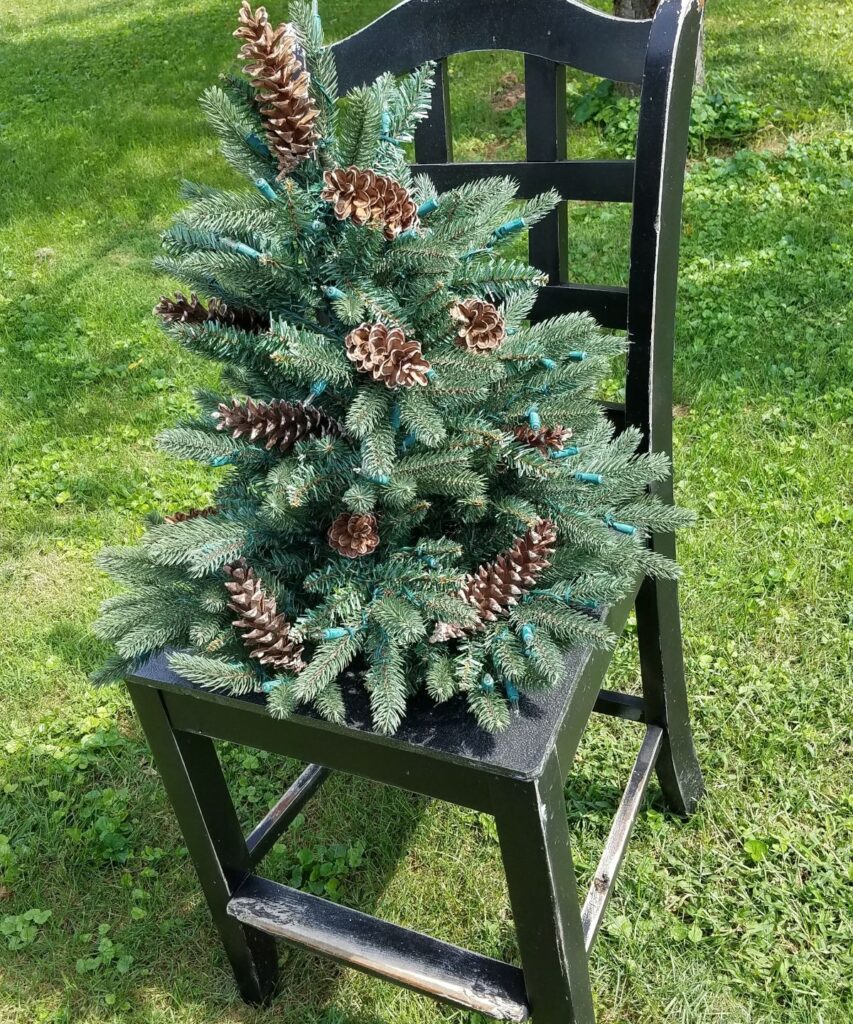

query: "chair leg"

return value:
[493, 752, 595, 1024]
[128, 684, 279, 1005]
[635, 574, 705, 816]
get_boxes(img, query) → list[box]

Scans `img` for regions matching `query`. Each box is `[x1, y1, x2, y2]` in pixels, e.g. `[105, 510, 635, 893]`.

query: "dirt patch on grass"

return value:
[491, 72, 525, 112]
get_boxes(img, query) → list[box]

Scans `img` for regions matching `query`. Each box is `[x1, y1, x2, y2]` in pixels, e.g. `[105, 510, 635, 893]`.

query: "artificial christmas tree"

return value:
[95, 1, 693, 735]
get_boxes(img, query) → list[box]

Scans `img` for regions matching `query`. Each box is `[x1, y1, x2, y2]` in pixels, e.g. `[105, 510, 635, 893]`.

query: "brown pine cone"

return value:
[234, 3, 320, 177]
[450, 298, 506, 353]
[163, 506, 218, 525]
[213, 398, 343, 452]
[512, 423, 573, 454]
[327, 513, 380, 559]
[154, 292, 265, 332]
[344, 322, 430, 389]
[373, 175, 420, 240]
[430, 519, 557, 642]
[321, 167, 378, 226]
[321, 167, 419, 240]
[224, 562, 305, 672]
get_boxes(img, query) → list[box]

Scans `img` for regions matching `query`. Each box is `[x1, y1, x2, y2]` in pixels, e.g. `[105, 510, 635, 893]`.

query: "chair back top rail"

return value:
[333, 0, 653, 89]
[329, 0, 703, 454]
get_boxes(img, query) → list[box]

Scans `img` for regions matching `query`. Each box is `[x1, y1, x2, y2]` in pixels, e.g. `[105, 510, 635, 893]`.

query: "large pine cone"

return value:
[344, 322, 430, 389]
[224, 562, 305, 672]
[327, 513, 380, 558]
[321, 167, 419, 240]
[234, 3, 320, 177]
[431, 519, 557, 642]
[512, 423, 573, 454]
[450, 298, 506, 353]
[154, 292, 265, 332]
[214, 398, 343, 452]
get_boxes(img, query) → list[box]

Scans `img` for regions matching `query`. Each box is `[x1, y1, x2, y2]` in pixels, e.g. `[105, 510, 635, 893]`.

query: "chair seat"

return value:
[128, 584, 637, 784]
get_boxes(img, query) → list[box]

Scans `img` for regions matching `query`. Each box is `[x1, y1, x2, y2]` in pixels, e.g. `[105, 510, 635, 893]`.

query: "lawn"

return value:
[0, 1, 851, 1022]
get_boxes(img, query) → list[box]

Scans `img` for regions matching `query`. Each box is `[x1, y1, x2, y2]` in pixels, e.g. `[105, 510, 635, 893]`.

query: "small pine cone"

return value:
[428, 620, 469, 644]
[344, 322, 430, 389]
[373, 175, 420, 240]
[450, 298, 506, 353]
[163, 506, 218, 525]
[321, 167, 379, 226]
[321, 167, 419, 240]
[224, 562, 305, 672]
[234, 3, 320, 177]
[327, 512, 380, 559]
[512, 423, 573, 454]
[213, 398, 343, 452]
[154, 292, 265, 332]
[430, 519, 557, 642]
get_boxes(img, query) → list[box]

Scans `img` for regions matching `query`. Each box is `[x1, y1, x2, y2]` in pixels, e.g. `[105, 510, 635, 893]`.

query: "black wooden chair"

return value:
[127, 2, 706, 1020]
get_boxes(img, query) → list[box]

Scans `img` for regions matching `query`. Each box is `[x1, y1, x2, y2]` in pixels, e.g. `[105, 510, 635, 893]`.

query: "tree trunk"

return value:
[612, 0, 705, 90]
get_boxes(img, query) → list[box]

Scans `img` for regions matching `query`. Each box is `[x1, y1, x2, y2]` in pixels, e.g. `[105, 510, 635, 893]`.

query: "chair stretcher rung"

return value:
[246, 764, 330, 866]
[581, 724, 663, 952]
[227, 875, 530, 1021]
[594, 688, 646, 722]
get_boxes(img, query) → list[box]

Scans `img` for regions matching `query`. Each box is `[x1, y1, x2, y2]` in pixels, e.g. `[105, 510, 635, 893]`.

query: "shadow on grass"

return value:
[0, 704, 434, 1021]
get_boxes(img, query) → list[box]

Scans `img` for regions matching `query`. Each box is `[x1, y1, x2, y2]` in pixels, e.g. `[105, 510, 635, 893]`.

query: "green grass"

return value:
[0, 1, 851, 1022]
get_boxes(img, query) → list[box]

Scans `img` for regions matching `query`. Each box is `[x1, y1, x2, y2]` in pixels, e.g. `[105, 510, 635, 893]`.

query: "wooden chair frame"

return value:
[127, 2, 705, 1020]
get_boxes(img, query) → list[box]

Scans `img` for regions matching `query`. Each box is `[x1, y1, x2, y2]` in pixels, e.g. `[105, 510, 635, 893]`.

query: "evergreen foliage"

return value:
[95, 3, 693, 734]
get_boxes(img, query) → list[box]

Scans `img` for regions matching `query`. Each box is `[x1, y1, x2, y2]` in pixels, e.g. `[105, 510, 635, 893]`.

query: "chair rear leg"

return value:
[493, 753, 595, 1024]
[635, 574, 704, 816]
[129, 684, 279, 1004]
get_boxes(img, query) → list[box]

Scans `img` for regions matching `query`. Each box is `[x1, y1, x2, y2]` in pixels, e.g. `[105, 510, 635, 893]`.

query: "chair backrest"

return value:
[330, 0, 703, 465]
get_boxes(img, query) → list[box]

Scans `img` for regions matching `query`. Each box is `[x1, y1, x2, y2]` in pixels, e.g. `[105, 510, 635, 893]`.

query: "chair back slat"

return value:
[413, 58, 453, 162]
[330, 0, 704, 456]
[334, 0, 652, 90]
[410, 161, 634, 204]
[533, 284, 628, 330]
[524, 56, 568, 286]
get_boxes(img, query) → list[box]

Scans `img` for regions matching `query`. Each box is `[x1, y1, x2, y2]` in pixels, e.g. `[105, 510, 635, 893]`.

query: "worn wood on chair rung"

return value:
[532, 283, 629, 328]
[227, 875, 530, 1021]
[581, 724, 663, 952]
[246, 764, 330, 867]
